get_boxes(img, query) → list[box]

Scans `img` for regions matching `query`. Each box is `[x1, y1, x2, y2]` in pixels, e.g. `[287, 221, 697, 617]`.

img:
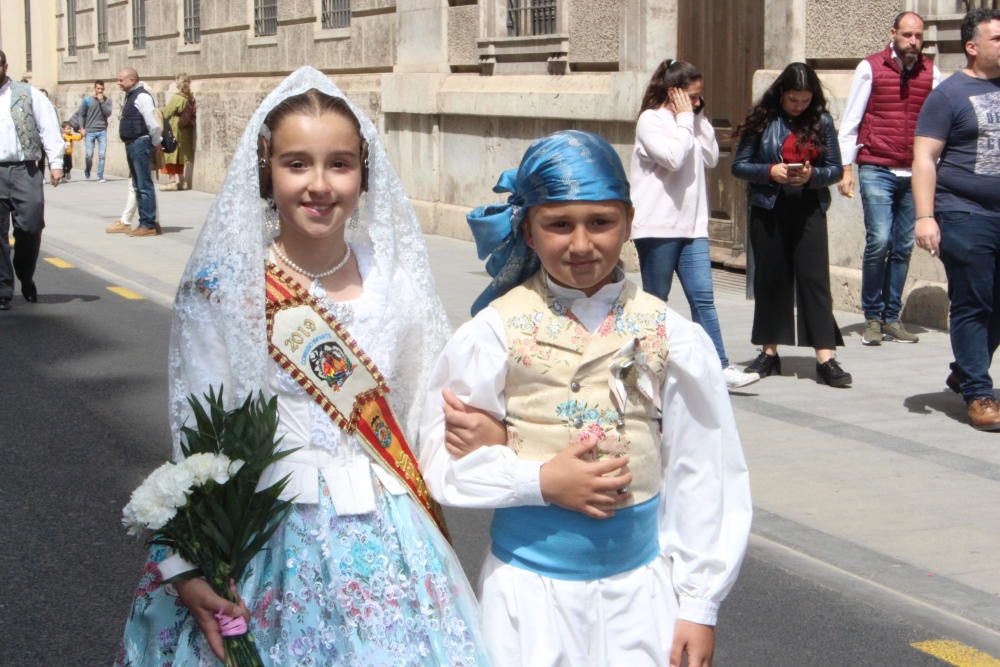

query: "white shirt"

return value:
[0, 79, 64, 166]
[838, 44, 941, 177]
[418, 272, 752, 624]
[630, 108, 719, 239]
[123, 84, 161, 147]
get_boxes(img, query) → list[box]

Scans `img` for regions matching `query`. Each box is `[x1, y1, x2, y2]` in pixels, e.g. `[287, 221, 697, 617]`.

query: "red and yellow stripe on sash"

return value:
[264, 264, 448, 538]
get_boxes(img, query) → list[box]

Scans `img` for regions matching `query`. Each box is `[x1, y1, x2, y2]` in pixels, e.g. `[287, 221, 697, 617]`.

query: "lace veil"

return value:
[166, 66, 451, 459]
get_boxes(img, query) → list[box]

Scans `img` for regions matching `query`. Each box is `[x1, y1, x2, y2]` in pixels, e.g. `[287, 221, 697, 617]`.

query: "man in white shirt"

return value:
[111, 67, 162, 237]
[0, 49, 64, 311]
[838, 12, 940, 346]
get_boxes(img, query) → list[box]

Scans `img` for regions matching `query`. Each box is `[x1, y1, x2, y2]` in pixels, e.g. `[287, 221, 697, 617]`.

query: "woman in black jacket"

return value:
[731, 62, 851, 387]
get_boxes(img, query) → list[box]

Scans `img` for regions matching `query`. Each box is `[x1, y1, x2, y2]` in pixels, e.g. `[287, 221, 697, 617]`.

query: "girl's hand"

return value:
[667, 87, 694, 114]
[670, 620, 716, 667]
[787, 161, 812, 186]
[442, 389, 507, 459]
[769, 163, 790, 184]
[539, 436, 632, 519]
[175, 577, 250, 662]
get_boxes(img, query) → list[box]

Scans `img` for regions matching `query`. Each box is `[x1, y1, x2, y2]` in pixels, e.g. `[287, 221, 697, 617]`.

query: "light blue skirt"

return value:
[115, 476, 489, 666]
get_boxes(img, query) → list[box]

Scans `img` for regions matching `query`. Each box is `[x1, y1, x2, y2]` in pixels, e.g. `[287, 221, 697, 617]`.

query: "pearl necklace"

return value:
[272, 242, 352, 299]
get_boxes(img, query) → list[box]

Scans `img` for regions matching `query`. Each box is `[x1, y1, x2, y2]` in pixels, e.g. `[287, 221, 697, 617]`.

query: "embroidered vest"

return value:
[9, 82, 42, 162]
[492, 274, 669, 509]
[856, 47, 934, 167]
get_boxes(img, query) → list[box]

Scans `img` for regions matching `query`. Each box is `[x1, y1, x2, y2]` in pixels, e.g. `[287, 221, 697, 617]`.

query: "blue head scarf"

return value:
[466, 130, 631, 315]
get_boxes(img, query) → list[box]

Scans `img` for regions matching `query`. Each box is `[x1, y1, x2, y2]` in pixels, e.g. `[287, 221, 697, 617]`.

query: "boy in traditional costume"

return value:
[420, 131, 752, 667]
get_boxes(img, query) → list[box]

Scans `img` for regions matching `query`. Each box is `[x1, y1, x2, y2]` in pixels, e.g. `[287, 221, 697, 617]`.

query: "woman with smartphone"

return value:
[631, 59, 761, 390]
[731, 62, 852, 388]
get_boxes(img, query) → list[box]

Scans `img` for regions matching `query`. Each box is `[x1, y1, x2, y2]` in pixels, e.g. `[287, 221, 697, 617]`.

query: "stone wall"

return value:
[806, 0, 904, 60]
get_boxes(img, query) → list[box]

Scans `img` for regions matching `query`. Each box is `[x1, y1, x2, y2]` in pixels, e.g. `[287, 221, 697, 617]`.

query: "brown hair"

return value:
[638, 59, 703, 117]
[257, 88, 369, 199]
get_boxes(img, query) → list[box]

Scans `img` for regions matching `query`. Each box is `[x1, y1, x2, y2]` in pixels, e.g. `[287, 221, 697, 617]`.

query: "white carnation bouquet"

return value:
[122, 388, 295, 667]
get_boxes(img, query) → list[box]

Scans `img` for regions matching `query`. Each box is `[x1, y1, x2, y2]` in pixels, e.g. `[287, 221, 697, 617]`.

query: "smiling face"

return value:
[269, 111, 363, 246]
[524, 200, 633, 296]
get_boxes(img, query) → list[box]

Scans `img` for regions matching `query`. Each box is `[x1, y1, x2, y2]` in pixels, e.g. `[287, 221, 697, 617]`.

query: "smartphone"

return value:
[786, 162, 804, 170]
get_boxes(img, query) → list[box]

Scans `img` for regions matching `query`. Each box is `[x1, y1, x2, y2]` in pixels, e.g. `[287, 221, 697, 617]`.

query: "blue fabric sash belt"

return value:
[490, 495, 660, 581]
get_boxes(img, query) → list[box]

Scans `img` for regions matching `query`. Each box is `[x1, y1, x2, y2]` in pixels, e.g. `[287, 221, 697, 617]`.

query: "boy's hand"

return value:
[175, 577, 250, 662]
[539, 436, 632, 519]
[442, 388, 506, 459]
[670, 620, 715, 667]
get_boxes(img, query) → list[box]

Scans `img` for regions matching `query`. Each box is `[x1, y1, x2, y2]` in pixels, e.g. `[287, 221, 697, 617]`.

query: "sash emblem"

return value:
[309, 341, 354, 390]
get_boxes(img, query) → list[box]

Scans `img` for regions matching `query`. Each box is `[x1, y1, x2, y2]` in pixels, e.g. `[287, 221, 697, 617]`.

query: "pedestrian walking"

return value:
[70, 80, 112, 182]
[0, 49, 64, 312]
[61, 121, 81, 180]
[422, 130, 751, 667]
[732, 62, 852, 387]
[913, 8, 1000, 430]
[114, 68, 161, 237]
[160, 73, 196, 191]
[114, 67, 490, 666]
[631, 59, 760, 390]
[838, 11, 939, 346]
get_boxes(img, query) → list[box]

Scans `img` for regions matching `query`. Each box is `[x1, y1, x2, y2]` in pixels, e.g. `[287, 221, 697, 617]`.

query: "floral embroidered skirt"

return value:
[115, 477, 488, 666]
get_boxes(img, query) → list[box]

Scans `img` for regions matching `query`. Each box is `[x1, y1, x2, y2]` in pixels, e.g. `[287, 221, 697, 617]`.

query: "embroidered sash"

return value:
[264, 264, 449, 538]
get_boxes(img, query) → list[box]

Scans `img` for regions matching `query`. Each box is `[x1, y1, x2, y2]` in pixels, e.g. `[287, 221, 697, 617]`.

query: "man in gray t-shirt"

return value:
[70, 80, 112, 181]
[913, 8, 1000, 430]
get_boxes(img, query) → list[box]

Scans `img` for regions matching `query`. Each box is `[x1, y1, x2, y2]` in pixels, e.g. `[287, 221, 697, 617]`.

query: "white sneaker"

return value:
[723, 365, 760, 390]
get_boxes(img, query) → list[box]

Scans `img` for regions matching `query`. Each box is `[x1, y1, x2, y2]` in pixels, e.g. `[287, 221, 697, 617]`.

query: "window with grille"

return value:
[132, 0, 147, 49]
[24, 0, 32, 70]
[184, 0, 202, 44]
[322, 0, 351, 29]
[255, 0, 278, 37]
[66, 0, 78, 56]
[97, 0, 109, 53]
[506, 0, 557, 37]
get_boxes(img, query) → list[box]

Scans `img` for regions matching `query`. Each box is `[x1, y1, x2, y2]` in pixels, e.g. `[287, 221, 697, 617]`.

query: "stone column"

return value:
[764, 0, 807, 68]
[395, 0, 450, 73]
[620, 0, 678, 73]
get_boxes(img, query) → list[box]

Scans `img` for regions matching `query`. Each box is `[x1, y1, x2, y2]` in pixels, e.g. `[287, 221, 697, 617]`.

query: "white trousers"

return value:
[479, 552, 679, 667]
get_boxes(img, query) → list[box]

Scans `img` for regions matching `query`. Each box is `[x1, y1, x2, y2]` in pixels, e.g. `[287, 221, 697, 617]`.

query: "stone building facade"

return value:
[1, 0, 981, 325]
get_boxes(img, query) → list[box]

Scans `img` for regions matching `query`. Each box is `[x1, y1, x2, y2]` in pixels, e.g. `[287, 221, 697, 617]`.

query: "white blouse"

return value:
[418, 273, 752, 626]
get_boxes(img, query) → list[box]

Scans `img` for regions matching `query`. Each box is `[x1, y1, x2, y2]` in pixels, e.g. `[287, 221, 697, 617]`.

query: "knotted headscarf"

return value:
[466, 130, 631, 315]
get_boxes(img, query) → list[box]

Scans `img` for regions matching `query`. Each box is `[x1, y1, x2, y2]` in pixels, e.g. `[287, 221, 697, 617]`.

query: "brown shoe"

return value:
[106, 220, 132, 234]
[130, 225, 162, 237]
[967, 397, 1000, 431]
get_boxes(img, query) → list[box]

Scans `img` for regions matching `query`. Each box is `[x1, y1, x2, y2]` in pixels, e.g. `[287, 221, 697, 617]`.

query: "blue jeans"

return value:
[125, 136, 157, 228]
[634, 237, 729, 368]
[938, 211, 1000, 402]
[858, 164, 915, 323]
[84, 129, 107, 179]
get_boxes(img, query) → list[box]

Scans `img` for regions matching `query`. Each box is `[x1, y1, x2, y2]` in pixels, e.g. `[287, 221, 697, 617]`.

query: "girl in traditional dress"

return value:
[116, 67, 489, 667]
[420, 130, 752, 667]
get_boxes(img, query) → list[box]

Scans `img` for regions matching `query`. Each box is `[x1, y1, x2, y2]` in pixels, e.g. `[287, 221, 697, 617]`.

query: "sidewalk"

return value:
[37, 177, 1000, 636]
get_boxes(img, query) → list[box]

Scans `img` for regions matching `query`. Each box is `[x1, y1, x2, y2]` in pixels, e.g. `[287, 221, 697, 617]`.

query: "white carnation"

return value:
[182, 452, 239, 485]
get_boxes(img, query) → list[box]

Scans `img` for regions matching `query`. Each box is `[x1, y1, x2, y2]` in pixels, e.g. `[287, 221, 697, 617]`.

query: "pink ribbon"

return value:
[214, 608, 248, 637]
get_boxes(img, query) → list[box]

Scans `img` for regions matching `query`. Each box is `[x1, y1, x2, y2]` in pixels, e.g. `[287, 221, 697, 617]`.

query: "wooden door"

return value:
[678, 0, 765, 268]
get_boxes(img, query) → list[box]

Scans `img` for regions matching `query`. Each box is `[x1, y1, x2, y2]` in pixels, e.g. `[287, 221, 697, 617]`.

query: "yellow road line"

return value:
[912, 640, 1000, 666]
[107, 286, 144, 300]
[44, 257, 74, 269]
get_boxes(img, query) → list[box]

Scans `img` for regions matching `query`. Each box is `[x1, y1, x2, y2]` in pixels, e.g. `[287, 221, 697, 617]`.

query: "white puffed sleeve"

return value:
[418, 308, 547, 509]
[658, 310, 752, 626]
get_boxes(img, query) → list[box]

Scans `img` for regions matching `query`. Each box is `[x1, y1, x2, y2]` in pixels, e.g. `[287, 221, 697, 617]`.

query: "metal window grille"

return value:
[24, 0, 32, 71]
[255, 0, 278, 37]
[132, 0, 147, 49]
[184, 0, 202, 44]
[322, 0, 351, 29]
[66, 0, 78, 56]
[506, 0, 557, 37]
[97, 0, 109, 53]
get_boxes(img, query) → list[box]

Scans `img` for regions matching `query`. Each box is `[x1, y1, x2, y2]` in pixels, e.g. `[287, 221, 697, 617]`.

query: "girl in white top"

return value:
[630, 59, 758, 391]
[421, 130, 752, 667]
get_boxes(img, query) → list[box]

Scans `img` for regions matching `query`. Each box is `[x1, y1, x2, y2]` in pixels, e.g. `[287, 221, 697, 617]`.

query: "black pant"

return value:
[749, 191, 844, 348]
[0, 161, 45, 299]
[62, 153, 73, 174]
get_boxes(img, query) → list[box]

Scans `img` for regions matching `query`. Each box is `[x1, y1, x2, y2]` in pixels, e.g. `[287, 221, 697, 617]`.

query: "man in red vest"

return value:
[838, 11, 939, 347]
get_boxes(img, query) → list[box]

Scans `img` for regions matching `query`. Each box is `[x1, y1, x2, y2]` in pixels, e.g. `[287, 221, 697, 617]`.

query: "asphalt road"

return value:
[1, 259, 990, 666]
